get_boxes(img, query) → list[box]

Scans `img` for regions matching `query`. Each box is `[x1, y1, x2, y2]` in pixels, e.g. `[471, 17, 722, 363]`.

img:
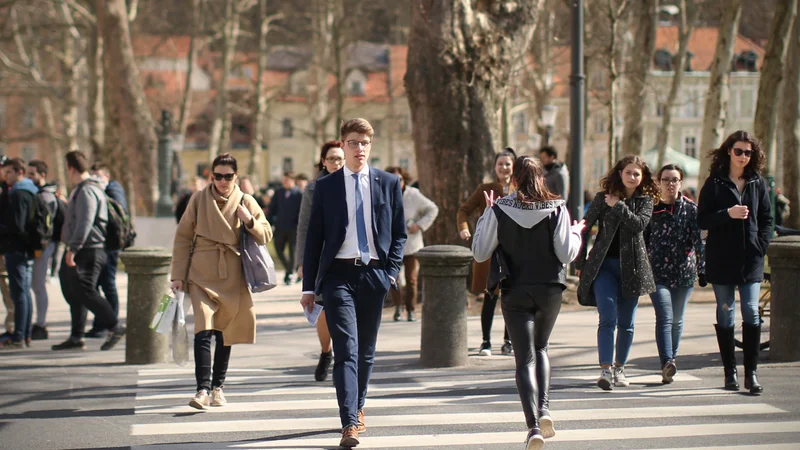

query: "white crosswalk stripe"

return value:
[130, 367, 800, 450]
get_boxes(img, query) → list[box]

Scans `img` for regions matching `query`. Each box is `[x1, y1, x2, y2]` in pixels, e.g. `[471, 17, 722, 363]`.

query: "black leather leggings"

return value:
[194, 330, 232, 392]
[481, 291, 510, 343]
[501, 284, 563, 429]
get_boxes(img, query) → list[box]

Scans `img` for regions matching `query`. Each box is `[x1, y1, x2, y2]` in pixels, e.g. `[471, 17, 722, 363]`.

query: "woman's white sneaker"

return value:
[539, 412, 555, 439]
[613, 365, 630, 387]
[211, 387, 227, 406]
[189, 390, 210, 410]
[597, 367, 613, 390]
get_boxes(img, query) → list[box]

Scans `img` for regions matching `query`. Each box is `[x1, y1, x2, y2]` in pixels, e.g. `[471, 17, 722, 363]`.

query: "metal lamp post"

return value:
[568, 0, 585, 222]
[541, 104, 558, 146]
[155, 110, 175, 217]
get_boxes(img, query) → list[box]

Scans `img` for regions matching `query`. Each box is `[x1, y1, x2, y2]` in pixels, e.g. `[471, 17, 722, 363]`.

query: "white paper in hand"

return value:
[303, 303, 324, 327]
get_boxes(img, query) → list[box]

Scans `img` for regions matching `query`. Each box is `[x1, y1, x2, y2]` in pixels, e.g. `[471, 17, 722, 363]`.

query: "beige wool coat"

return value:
[171, 184, 272, 345]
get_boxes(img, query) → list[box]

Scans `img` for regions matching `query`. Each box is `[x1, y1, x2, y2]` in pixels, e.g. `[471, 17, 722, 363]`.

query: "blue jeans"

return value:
[4, 252, 33, 342]
[593, 258, 639, 366]
[649, 285, 693, 366]
[321, 262, 391, 428]
[712, 283, 761, 328]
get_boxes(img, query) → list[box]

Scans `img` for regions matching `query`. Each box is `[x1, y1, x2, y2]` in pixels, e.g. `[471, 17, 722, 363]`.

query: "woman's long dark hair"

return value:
[708, 130, 765, 179]
[600, 155, 659, 200]
[316, 140, 343, 174]
[512, 156, 560, 202]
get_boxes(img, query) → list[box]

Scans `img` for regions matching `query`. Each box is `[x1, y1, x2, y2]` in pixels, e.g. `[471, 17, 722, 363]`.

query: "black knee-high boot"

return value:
[742, 323, 763, 395]
[714, 324, 739, 391]
[211, 330, 232, 389]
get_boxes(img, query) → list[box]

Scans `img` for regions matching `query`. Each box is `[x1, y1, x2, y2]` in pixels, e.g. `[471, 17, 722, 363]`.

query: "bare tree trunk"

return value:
[177, 0, 201, 146]
[782, 15, 800, 229]
[310, 0, 333, 144]
[208, 0, 240, 161]
[61, 27, 80, 153]
[248, 0, 270, 184]
[97, 0, 157, 215]
[754, 0, 797, 176]
[656, 0, 698, 168]
[697, 0, 743, 191]
[606, 0, 631, 169]
[332, 0, 345, 129]
[406, 0, 543, 245]
[88, 14, 105, 160]
[621, 0, 658, 156]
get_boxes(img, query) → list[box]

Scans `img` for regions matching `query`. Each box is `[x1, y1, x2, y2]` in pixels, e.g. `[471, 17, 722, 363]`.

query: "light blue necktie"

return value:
[352, 173, 371, 265]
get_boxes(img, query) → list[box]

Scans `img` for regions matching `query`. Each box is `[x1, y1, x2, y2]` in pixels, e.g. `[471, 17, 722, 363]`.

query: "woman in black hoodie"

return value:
[472, 156, 585, 449]
[697, 130, 772, 395]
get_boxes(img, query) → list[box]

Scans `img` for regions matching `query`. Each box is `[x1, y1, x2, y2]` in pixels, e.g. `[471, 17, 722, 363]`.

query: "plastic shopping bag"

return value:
[151, 293, 178, 335]
[171, 289, 190, 366]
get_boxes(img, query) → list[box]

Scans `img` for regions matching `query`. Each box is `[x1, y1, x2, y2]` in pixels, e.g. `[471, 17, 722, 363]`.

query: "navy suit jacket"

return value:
[302, 167, 407, 295]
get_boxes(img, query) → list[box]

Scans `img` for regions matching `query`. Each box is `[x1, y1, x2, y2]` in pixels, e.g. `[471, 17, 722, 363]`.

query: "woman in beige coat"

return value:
[170, 153, 272, 409]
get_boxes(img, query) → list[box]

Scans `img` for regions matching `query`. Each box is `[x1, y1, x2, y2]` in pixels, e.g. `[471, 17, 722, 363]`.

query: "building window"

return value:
[656, 103, 665, 117]
[683, 134, 697, 158]
[594, 115, 606, 134]
[350, 80, 364, 96]
[398, 114, 410, 134]
[370, 157, 380, 167]
[681, 89, 700, 118]
[512, 112, 527, 134]
[399, 158, 409, 170]
[282, 157, 293, 173]
[22, 106, 36, 129]
[21, 144, 36, 162]
[281, 118, 293, 138]
[372, 120, 382, 137]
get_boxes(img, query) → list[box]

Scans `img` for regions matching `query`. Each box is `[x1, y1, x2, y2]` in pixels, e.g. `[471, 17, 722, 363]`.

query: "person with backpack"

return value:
[26, 160, 63, 341]
[0, 159, 15, 342]
[86, 162, 128, 338]
[52, 151, 125, 352]
[0, 158, 39, 349]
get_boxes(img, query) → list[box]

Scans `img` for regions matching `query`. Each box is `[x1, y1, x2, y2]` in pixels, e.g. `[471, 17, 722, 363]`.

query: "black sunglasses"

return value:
[212, 172, 235, 181]
[732, 148, 753, 158]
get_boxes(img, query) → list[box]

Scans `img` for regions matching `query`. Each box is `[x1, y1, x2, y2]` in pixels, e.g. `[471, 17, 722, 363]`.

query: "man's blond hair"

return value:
[340, 118, 374, 139]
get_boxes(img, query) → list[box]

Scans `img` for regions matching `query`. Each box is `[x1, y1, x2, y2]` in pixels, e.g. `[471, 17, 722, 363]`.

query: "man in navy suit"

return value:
[301, 118, 406, 448]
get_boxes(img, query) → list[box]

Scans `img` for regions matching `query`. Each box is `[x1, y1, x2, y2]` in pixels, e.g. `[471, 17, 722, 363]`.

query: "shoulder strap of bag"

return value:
[184, 192, 199, 282]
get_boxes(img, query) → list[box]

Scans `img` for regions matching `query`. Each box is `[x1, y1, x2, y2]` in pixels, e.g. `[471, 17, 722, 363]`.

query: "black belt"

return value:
[334, 258, 382, 268]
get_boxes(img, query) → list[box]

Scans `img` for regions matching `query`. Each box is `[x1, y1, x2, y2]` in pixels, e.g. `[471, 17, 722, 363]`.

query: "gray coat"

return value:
[63, 179, 108, 254]
[544, 162, 570, 200]
[294, 178, 317, 267]
[576, 192, 655, 306]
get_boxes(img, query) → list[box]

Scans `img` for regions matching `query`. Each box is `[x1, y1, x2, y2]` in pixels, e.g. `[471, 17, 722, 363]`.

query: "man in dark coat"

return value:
[268, 172, 303, 284]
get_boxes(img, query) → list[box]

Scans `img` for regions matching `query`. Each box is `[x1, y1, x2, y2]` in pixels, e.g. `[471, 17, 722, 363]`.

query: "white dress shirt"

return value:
[336, 165, 379, 261]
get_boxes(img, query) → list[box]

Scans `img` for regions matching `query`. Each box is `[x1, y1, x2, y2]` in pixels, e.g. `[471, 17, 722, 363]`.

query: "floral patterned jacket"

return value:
[645, 193, 705, 288]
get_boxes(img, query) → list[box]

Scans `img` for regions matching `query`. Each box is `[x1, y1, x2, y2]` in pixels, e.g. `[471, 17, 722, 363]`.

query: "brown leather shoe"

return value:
[357, 409, 366, 432]
[340, 425, 359, 447]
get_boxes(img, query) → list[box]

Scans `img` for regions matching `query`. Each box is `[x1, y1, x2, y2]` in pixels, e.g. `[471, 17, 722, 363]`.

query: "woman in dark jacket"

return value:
[697, 130, 772, 395]
[295, 141, 345, 382]
[576, 155, 658, 391]
[472, 156, 585, 449]
[457, 148, 516, 357]
[645, 164, 705, 384]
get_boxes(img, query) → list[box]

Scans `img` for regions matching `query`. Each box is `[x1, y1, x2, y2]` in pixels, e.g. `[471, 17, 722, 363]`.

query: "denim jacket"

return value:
[645, 194, 705, 288]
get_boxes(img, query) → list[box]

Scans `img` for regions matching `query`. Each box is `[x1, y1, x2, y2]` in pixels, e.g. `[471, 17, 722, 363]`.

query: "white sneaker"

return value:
[613, 365, 630, 387]
[189, 389, 210, 410]
[597, 368, 613, 390]
[211, 387, 227, 406]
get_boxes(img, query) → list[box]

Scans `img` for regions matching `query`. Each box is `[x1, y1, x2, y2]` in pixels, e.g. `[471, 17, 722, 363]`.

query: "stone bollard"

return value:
[119, 247, 173, 364]
[416, 245, 475, 368]
[766, 236, 800, 362]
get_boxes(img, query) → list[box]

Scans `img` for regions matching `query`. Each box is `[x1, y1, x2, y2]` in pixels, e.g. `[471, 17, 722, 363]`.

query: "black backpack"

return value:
[27, 192, 54, 252]
[105, 196, 136, 251]
[80, 180, 137, 251]
[51, 196, 67, 242]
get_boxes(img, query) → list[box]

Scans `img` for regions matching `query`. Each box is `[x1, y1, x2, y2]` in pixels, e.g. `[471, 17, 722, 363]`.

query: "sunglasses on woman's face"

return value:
[732, 148, 752, 158]
[213, 173, 235, 181]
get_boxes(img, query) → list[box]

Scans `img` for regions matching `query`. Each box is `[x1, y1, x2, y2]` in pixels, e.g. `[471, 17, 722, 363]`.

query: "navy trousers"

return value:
[321, 261, 391, 428]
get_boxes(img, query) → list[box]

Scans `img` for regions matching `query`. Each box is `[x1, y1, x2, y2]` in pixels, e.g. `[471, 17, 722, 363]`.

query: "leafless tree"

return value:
[781, 15, 800, 229]
[696, 0, 743, 191]
[405, 0, 544, 245]
[753, 0, 797, 177]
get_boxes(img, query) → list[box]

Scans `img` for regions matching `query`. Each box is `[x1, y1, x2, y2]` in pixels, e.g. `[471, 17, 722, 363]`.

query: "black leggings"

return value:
[481, 291, 509, 343]
[501, 284, 563, 430]
[194, 330, 232, 392]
